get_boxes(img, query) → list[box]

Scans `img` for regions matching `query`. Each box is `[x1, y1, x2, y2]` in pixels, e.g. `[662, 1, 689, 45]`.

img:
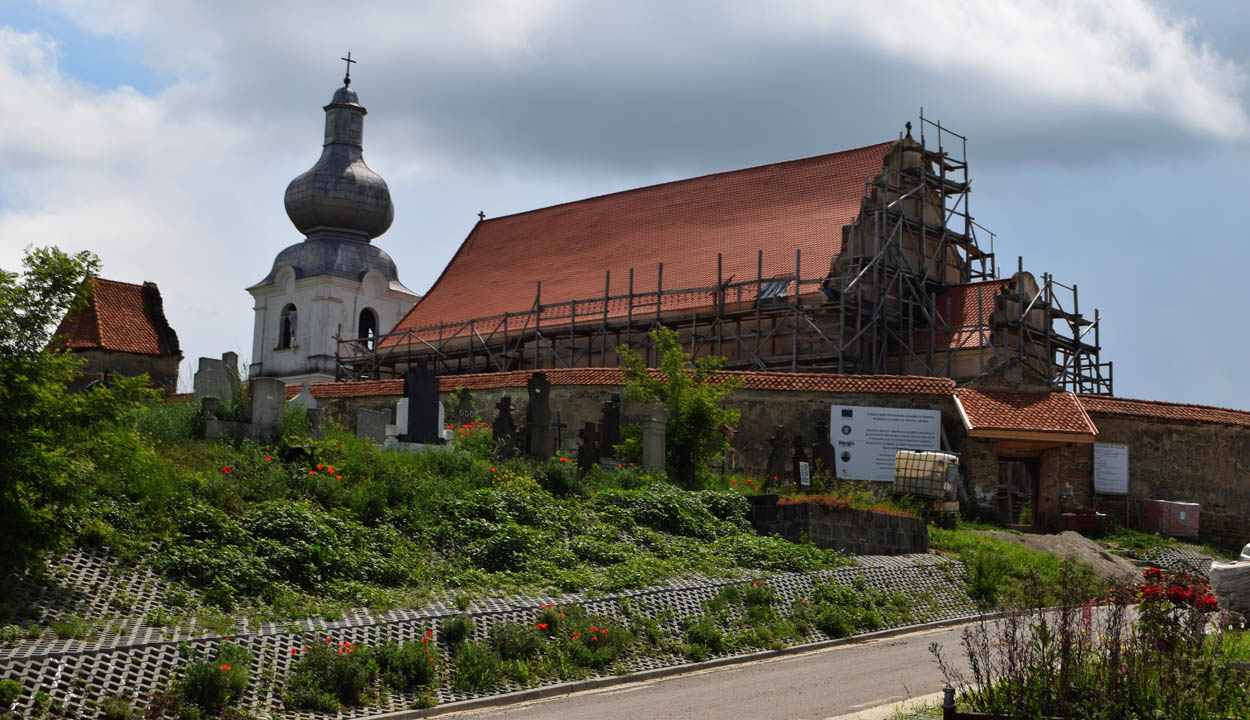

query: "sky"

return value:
[1, 0, 1248, 406]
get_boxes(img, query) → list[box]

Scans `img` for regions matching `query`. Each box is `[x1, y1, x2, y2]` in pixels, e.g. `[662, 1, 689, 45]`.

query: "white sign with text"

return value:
[830, 406, 941, 482]
[1093, 442, 1129, 495]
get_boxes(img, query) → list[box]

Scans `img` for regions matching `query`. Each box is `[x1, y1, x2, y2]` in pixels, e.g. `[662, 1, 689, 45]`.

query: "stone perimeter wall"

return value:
[312, 384, 1249, 544]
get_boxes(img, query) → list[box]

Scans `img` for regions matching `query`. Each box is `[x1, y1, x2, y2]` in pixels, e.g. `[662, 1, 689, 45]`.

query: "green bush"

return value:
[452, 641, 501, 693]
[683, 616, 724, 654]
[178, 642, 251, 714]
[376, 638, 440, 692]
[442, 615, 476, 647]
[100, 695, 136, 720]
[0, 678, 22, 705]
[283, 639, 378, 710]
[489, 622, 545, 661]
[617, 327, 742, 487]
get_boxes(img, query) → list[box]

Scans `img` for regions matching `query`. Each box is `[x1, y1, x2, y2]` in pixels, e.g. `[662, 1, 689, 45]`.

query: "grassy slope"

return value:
[41, 402, 853, 623]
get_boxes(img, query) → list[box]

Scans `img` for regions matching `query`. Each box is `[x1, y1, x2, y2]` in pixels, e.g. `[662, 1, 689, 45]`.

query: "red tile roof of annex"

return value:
[1079, 394, 1250, 429]
[283, 369, 956, 400]
[383, 141, 896, 347]
[52, 278, 177, 357]
[957, 387, 1098, 436]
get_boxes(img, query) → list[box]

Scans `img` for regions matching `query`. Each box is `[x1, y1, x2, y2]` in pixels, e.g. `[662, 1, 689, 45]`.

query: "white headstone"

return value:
[288, 381, 317, 410]
[438, 401, 446, 434]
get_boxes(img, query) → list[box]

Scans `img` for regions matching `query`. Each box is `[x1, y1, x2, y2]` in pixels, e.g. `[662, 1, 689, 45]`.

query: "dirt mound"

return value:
[978, 530, 1140, 583]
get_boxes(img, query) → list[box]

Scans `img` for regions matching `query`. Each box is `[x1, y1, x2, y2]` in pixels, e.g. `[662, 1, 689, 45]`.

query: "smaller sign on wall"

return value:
[1093, 442, 1129, 495]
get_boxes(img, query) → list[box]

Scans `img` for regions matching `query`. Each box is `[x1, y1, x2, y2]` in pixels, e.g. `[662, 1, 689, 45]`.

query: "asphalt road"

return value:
[439, 623, 973, 720]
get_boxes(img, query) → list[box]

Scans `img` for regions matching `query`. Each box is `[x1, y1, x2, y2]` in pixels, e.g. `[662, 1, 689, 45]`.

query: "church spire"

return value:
[283, 56, 394, 242]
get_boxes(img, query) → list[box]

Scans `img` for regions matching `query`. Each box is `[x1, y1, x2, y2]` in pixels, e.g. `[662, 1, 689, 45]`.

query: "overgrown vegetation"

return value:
[617, 326, 743, 487]
[933, 562, 1250, 719]
[928, 520, 1103, 608]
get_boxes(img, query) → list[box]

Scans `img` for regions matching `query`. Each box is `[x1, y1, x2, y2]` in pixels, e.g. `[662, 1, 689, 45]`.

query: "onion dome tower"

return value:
[247, 55, 420, 384]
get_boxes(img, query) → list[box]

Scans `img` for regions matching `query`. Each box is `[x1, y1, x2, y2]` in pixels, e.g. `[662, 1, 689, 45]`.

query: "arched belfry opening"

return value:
[358, 307, 378, 349]
[279, 304, 298, 349]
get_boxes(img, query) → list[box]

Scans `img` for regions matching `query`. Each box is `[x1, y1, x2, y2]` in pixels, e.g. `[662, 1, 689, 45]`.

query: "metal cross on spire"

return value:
[341, 51, 357, 85]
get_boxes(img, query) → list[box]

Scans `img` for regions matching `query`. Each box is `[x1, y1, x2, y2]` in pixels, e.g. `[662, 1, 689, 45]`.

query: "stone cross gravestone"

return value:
[765, 425, 789, 487]
[811, 420, 836, 474]
[454, 389, 475, 427]
[641, 398, 669, 469]
[792, 434, 811, 492]
[356, 408, 388, 444]
[526, 372, 552, 459]
[600, 394, 621, 457]
[249, 377, 286, 436]
[550, 412, 569, 455]
[493, 396, 517, 459]
[193, 351, 240, 402]
[400, 364, 440, 444]
[577, 422, 600, 475]
[288, 381, 317, 411]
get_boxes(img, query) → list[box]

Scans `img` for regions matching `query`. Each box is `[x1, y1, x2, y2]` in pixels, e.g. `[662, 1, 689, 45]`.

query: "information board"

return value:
[1093, 442, 1129, 495]
[830, 405, 941, 482]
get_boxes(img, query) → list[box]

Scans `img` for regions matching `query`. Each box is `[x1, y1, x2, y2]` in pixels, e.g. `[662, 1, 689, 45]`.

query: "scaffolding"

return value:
[336, 113, 1112, 394]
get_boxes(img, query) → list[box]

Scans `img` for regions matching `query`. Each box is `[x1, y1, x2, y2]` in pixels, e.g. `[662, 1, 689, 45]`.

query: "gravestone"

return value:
[600, 394, 622, 457]
[249, 377, 286, 436]
[792, 434, 811, 492]
[493, 396, 517, 459]
[438, 402, 446, 441]
[577, 422, 600, 475]
[399, 364, 440, 444]
[811, 420, 836, 474]
[306, 407, 325, 440]
[394, 398, 409, 437]
[193, 352, 240, 402]
[288, 381, 317, 410]
[526, 372, 551, 459]
[765, 426, 789, 487]
[453, 388, 475, 427]
[356, 408, 388, 444]
[550, 412, 569, 455]
[641, 398, 669, 469]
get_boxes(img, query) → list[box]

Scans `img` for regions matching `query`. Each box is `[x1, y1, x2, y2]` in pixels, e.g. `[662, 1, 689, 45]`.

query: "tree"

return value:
[617, 327, 742, 486]
[0, 247, 156, 571]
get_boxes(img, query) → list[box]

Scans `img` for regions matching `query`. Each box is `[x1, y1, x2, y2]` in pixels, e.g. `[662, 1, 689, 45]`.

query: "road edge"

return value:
[365, 611, 1004, 719]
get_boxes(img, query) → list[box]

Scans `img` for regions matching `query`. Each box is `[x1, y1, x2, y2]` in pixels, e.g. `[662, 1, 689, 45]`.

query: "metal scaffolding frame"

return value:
[335, 114, 1112, 394]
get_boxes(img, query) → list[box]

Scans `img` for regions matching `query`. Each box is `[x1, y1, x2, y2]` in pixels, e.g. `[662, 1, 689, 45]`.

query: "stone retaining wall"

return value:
[748, 496, 929, 555]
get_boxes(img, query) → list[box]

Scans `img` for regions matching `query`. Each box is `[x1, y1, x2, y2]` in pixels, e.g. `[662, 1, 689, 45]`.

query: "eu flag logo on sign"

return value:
[841, 409, 853, 417]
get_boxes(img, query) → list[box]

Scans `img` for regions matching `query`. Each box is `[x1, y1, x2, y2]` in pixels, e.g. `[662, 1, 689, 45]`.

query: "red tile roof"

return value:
[1079, 395, 1250, 429]
[284, 368, 955, 400]
[383, 142, 896, 347]
[914, 279, 1010, 351]
[52, 278, 180, 357]
[956, 388, 1097, 438]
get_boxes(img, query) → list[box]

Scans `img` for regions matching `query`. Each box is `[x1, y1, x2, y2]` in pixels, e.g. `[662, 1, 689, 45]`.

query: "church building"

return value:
[247, 65, 419, 385]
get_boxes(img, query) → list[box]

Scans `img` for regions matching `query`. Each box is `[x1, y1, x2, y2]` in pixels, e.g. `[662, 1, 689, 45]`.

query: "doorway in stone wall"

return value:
[997, 458, 1040, 530]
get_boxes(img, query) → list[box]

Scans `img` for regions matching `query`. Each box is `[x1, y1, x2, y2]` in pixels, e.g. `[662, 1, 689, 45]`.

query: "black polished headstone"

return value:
[526, 372, 551, 459]
[600, 393, 621, 456]
[400, 364, 439, 444]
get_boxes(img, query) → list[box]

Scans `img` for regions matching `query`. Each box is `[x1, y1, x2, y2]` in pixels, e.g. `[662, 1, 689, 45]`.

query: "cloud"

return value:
[1, 1, 1248, 397]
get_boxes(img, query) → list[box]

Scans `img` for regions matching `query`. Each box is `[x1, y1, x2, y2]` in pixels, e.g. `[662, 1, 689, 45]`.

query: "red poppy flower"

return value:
[422, 637, 428, 644]
[730, 481, 737, 486]
[308, 470, 316, 475]
[428, 657, 435, 663]
[1144, 567, 1164, 581]
[317, 464, 324, 470]
[746, 479, 753, 484]
[335, 475, 342, 480]
[325, 637, 332, 642]
[264, 456, 271, 462]
[291, 648, 298, 656]
[490, 467, 496, 472]
[328, 466, 335, 473]
[219, 664, 231, 670]
[221, 466, 231, 474]
[425, 630, 434, 637]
